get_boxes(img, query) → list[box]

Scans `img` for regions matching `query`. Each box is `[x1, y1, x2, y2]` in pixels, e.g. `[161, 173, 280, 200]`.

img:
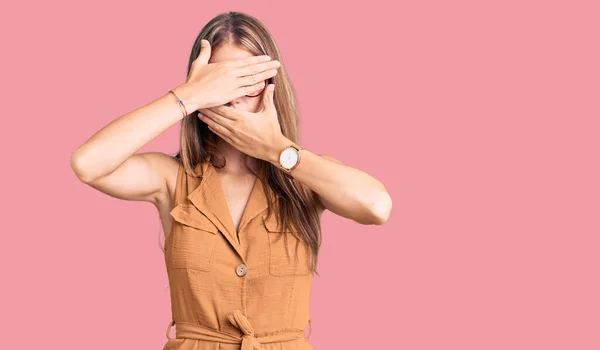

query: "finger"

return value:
[209, 105, 241, 120]
[194, 39, 211, 65]
[200, 109, 234, 131]
[236, 79, 269, 97]
[207, 122, 233, 144]
[198, 112, 224, 133]
[227, 54, 272, 68]
[239, 69, 278, 89]
[260, 84, 275, 112]
[235, 60, 280, 80]
[261, 83, 275, 112]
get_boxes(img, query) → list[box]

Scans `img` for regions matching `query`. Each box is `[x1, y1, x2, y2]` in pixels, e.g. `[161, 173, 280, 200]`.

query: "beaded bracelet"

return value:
[169, 89, 189, 118]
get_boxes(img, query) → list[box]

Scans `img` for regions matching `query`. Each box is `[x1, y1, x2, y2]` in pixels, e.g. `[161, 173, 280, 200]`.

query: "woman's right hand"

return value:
[174, 39, 281, 112]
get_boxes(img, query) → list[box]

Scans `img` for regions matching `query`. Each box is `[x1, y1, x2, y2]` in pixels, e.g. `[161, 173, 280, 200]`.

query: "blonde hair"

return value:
[173, 12, 322, 275]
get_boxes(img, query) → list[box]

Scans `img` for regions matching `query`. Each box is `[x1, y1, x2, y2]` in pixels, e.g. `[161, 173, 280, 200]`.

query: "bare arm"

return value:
[265, 137, 392, 225]
[195, 77, 391, 225]
[74, 151, 180, 204]
[313, 154, 392, 225]
[70, 90, 186, 205]
[70, 40, 280, 206]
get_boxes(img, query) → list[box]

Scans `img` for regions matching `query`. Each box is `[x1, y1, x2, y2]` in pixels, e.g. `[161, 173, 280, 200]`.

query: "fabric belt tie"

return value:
[166, 309, 311, 350]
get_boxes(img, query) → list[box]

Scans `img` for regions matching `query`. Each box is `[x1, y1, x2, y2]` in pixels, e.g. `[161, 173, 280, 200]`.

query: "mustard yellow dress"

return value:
[162, 159, 313, 350]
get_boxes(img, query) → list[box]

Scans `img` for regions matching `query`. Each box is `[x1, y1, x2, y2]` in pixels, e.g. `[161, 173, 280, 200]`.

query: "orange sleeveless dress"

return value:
[162, 159, 314, 350]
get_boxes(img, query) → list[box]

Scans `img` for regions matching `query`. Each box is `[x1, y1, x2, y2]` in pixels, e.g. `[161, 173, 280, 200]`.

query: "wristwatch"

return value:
[278, 144, 303, 173]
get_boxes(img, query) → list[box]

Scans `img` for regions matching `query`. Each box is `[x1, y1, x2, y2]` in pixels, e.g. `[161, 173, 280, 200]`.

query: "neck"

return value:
[216, 139, 258, 175]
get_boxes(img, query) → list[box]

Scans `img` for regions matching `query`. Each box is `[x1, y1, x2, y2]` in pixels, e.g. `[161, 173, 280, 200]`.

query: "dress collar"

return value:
[186, 159, 271, 260]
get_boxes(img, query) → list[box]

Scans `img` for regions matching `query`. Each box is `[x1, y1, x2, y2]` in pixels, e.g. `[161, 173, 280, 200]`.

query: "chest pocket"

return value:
[168, 204, 218, 272]
[263, 214, 311, 276]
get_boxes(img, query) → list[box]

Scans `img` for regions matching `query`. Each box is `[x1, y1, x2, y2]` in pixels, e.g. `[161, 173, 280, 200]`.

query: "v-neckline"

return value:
[186, 159, 271, 261]
[212, 167, 260, 237]
[184, 159, 273, 262]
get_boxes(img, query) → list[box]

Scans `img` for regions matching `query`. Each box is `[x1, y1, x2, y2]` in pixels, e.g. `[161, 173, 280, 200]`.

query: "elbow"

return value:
[70, 151, 95, 184]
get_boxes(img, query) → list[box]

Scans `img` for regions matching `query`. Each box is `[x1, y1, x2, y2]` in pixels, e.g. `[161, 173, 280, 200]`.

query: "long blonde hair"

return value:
[172, 11, 322, 275]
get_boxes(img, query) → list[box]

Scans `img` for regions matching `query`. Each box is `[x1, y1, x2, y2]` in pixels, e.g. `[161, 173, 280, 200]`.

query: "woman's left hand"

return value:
[198, 83, 287, 162]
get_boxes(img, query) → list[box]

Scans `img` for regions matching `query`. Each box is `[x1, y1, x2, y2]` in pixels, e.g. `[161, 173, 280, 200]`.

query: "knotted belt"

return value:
[166, 309, 312, 350]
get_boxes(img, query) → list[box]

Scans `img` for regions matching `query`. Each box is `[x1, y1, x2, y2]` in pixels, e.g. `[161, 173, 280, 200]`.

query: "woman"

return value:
[71, 11, 392, 350]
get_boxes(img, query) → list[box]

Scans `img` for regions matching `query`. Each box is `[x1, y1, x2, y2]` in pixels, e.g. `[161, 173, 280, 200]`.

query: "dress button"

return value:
[236, 263, 247, 277]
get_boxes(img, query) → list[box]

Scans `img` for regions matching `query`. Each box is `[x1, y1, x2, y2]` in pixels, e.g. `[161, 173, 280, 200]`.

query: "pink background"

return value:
[2, 0, 599, 349]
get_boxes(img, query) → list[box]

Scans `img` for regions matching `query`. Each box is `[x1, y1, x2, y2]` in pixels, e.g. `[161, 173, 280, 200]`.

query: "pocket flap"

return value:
[170, 204, 218, 234]
[262, 214, 288, 233]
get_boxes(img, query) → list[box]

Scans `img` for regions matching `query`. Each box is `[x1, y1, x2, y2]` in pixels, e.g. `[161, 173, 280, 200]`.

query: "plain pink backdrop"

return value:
[2, 1, 599, 349]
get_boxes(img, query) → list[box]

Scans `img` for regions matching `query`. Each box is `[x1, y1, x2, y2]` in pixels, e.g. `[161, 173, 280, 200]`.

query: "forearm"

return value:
[267, 138, 392, 224]
[71, 85, 190, 183]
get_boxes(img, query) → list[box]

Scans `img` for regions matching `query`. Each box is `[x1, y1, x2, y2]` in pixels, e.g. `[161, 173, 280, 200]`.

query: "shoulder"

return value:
[140, 151, 181, 177]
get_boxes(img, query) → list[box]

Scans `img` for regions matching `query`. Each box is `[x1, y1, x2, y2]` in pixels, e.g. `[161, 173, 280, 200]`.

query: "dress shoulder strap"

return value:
[172, 160, 187, 206]
[172, 159, 203, 206]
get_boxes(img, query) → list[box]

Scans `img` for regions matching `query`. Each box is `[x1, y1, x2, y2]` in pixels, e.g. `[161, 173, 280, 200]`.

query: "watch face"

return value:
[280, 147, 299, 169]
